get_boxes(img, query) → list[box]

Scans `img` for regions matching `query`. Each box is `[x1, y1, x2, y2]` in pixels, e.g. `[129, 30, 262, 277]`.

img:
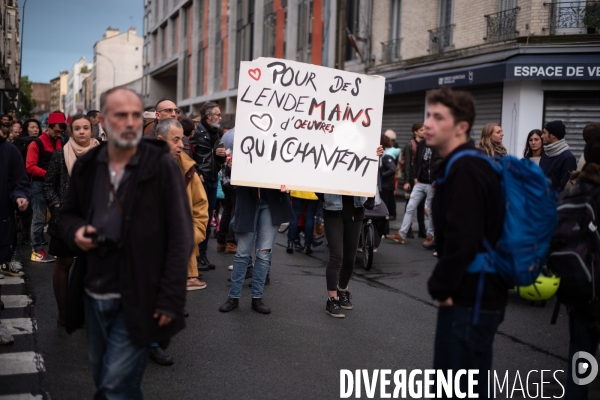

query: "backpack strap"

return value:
[435, 149, 500, 186]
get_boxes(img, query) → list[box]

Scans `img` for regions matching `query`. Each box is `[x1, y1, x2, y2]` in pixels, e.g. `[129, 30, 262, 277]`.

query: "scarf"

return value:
[543, 139, 569, 158]
[63, 138, 99, 176]
[201, 119, 220, 145]
[384, 147, 400, 160]
[492, 142, 507, 157]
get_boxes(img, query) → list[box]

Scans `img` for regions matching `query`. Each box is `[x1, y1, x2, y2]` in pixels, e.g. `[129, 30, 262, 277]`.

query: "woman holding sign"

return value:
[322, 146, 384, 318]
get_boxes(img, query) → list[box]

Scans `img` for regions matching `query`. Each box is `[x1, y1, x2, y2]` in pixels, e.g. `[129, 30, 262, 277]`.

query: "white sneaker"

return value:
[228, 265, 233, 271]
[0, 324, 14, 345]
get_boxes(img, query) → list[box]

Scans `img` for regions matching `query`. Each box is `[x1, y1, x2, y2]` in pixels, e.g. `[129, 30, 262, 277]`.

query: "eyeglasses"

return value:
[158, 108, 181, 115]
[212, 113, 222, 118]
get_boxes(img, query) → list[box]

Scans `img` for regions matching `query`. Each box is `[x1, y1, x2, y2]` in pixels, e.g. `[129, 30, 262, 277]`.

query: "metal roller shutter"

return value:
[543, 91, 600, 159]
[381, 92, 426, 149]
[462, 83, 504, 140]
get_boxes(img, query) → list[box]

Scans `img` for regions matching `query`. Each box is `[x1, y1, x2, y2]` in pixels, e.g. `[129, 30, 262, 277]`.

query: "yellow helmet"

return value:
[516, 273, 561, 301]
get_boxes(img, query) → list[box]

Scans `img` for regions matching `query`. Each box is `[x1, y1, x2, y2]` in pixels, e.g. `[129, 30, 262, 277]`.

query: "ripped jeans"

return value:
[228, 200, 278, 299]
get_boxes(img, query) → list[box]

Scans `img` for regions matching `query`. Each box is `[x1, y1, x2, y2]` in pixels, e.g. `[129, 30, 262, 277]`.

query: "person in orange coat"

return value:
[156, 118, 208, 291]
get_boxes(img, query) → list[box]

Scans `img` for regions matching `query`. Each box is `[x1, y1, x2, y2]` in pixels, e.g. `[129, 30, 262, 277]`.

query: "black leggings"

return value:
[324, 214, 363, 291]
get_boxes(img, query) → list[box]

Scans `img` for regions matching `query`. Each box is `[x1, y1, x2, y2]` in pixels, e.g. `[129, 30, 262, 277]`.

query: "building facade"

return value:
[92, 27, 144, 110]
[31, 82, 50, 120]
[0, 0, 20, 113]
[49, 71, 68, 113]
[80, 73, 94, 113]
[65, 57, 93, 117]
[141, 0, 600, 158]
[370, 0, 600, 159]
[141, 0, 373, 122]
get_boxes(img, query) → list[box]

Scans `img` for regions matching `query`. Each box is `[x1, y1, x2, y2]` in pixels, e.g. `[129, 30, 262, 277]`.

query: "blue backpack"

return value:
[437, 150, 557, 322]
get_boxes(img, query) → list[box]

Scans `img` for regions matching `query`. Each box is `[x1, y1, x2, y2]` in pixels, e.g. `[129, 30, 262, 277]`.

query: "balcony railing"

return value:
[428, 25, 454, 54]
[543, 1, 600, 35]
[381, 38, 401, 64]
[484, 7, 520, 41]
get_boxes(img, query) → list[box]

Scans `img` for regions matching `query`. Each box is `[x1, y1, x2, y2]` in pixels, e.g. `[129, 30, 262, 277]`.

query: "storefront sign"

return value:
[385, 55, 600, 94]
[232, 57, 385, 197]
[508, 64, 600, 79]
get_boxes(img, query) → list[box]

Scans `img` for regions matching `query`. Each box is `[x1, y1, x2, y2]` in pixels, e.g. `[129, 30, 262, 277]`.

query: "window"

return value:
[263, 0, 287, 58]
[163, 0, 169, 17]
[153, 32, 159, 64]
[197, 0, 206, 96]
[346, 0, 360, 61]
[440, 0, 453, 28]
[429, 0, 453, 53]
[297, 0, 313, 63]
[214, 0, 223, 91]
[160, 25, 166, 60]
[172, 17, 178, 55]
[390, 0, 401, 40]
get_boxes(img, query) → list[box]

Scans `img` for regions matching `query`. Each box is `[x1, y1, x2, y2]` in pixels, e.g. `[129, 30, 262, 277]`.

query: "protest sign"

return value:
[231, 57, 385, 197]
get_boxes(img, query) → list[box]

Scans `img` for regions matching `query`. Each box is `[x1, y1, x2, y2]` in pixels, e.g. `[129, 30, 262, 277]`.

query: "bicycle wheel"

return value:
[363, 222, 374, 271]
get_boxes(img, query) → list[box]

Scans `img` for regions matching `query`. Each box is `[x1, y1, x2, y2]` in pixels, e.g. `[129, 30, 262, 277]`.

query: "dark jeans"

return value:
[381, 188, 396, 219]
[199, 179, 218, 258]
[324, 213, 363, 291]
[85, 296, 150, 400]
[566, 306, 600, 400]
[30, 181, 47, 252]
[217, 185, 236, 244]
[17, 205, 32, 242]
[433, 305, 505, 399]
[288, 198, 319, 248]
[405, 195, 426, 236]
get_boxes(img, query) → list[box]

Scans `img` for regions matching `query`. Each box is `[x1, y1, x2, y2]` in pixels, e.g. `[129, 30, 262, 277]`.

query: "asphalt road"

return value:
[0, 203, 586, 399]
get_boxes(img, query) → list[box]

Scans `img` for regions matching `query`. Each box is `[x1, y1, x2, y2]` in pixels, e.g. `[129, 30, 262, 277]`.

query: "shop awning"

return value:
[384, 54, 600, 95]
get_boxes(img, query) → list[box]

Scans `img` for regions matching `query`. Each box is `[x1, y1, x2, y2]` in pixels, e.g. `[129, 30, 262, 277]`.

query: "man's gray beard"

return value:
[209, 120, 220, 129]
[105, 120, 143, 149]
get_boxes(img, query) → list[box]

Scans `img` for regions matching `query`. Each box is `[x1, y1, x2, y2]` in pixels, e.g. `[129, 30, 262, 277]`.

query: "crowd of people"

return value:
[1, 85, 600, 399]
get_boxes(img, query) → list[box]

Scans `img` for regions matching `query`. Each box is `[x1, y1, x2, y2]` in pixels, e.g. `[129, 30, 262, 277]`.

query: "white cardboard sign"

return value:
[231, 57, 385, 197]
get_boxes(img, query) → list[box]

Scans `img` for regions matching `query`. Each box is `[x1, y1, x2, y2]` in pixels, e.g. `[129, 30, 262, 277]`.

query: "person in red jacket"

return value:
[26, 112, 64, 262]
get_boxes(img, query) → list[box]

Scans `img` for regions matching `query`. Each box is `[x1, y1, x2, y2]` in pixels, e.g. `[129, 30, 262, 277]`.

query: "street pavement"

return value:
[0, 201, 585, 399]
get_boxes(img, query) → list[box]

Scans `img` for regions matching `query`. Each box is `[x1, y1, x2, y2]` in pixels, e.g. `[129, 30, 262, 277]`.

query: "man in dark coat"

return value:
[191, 102, 227, 270]
[0, 126, 29, 344]
[60, 87, 193, 399]
[539, 120, 577, 194]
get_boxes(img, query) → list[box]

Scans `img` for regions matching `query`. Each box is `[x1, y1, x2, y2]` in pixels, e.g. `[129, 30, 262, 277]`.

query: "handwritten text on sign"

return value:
[231, 58, 385, 197]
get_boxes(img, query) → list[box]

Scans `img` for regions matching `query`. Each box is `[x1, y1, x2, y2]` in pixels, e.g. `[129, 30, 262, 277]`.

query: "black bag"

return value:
[548, 183, 600, 307]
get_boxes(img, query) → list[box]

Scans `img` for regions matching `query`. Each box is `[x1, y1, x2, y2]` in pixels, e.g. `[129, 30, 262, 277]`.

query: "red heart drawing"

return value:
[248, 68, 261, 81]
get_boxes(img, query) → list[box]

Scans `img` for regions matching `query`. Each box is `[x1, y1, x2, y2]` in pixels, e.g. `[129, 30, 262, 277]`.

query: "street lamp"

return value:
[96, 52, 116, 88]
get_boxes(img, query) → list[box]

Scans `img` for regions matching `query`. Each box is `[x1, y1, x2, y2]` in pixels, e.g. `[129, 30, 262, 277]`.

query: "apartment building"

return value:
[49, 71, 68, 113]
[0, 0, 20, 113]
[141, 0, 373, 123]
[31, 82, 50, 120]
[371, 0, 600, 158]
[65, 57, 93, 117]
[92, 27, 144, 110]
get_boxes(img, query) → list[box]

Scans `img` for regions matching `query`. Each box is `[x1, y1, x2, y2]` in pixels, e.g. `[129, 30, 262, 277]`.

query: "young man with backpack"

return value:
[425, 87, 507, 397]
[548, 136, 600, 399]
[25, 112, 64, 263]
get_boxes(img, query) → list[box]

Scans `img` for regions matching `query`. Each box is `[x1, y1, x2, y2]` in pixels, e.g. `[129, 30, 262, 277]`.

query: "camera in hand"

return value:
[84, 230, 118, 256]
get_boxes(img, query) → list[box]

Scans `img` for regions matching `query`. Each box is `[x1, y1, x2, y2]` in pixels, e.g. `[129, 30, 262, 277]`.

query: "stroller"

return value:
[358, 186, 389, 271]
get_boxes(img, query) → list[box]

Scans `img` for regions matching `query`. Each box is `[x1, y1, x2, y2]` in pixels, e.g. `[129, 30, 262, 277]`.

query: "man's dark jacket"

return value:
[191, 120, 226, 181]
[428, 142, 509, 310]
[414, 139, 442, 184]
[233, 187, 295, 233]
[539, 150, 577, 194]
[60, 140, 194, 346]
[0, 139, 30, 252]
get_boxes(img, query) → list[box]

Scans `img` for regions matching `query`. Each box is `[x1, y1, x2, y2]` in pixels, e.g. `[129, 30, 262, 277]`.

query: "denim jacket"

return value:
[323, 194, 367, 211]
